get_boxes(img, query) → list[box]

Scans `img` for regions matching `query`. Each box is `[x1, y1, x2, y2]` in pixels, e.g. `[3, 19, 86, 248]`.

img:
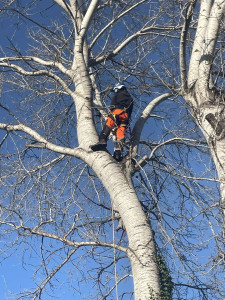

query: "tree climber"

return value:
[91, 83, 133, 162]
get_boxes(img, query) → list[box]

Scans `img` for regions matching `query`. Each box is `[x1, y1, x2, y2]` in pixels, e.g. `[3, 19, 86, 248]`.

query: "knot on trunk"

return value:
[114, 212, 126, 232]
[205, 106, 225, 140]
[205, 113, 225, 136]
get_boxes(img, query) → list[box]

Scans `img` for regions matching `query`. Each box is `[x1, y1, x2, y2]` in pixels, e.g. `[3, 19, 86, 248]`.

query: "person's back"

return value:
[110, 88, 133, 116]
[90, 83, 133, 161]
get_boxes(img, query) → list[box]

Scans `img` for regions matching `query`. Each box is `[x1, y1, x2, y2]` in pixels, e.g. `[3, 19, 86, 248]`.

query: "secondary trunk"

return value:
[199, 104, 225, 227]
[186, 90, 225, 231]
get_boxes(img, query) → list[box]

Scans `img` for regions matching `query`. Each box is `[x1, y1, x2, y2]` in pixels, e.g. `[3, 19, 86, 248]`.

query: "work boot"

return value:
[90, 125, 110, 151]
[90, 140, 107, 151]
[113, 150, 122, 162]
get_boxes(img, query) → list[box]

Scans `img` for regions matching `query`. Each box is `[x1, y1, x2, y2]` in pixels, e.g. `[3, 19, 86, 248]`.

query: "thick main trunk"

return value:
[73, 84, 160, 297]
[74, 95, 98, 149]
[88, 152, 160, 299]
[73, 30, 160, 297]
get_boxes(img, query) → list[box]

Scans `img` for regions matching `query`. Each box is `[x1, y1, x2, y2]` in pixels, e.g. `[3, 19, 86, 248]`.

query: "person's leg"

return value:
[112, 110, 129, 161]
[113, 126, 126, 161]
[98, 124, 111, 144]
[90, 117, 114, 151]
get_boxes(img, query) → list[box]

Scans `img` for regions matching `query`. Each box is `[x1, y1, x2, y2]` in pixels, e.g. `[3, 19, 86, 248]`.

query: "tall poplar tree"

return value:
[0, 1, 224, 299]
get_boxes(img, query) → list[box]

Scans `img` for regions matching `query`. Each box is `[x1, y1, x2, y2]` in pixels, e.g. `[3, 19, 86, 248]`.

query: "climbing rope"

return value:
[112, 206, 119, 300]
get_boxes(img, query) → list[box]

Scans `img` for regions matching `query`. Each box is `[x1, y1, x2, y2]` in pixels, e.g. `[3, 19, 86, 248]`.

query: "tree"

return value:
[0, 0, 224, 299]
[183, 0, 225, 224]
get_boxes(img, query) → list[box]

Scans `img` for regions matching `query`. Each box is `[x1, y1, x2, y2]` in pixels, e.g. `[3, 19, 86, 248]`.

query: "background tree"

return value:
[0, 0, 224, 299]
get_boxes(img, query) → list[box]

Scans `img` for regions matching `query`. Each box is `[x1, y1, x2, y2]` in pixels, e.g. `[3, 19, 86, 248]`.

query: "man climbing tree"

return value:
[91, 83, 133, 162]
[0, 1, 224, 299]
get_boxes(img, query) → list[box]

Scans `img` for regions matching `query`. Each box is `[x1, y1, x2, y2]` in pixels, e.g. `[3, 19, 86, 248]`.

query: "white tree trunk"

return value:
[196, 104, 225, 226]
[64, 1, 161, 296]
[185, 92, 225, 232]
[188, 0, 213, 88]
[197, 0, 225, 100]
[186, 0, 225, 227]
[88, 151, 160, 299]
[72, 82, 161, 298]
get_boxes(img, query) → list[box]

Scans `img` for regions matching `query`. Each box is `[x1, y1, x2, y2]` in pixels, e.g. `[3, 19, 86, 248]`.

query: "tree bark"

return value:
[184, 0, 225, 229]
[72, 51, 161, 300]
[87, 151, 160, 299]
[192, 101, 225, 229]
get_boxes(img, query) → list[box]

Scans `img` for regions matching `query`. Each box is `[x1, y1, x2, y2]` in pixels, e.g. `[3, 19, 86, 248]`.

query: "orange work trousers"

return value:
[106, 109, 129, 140]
